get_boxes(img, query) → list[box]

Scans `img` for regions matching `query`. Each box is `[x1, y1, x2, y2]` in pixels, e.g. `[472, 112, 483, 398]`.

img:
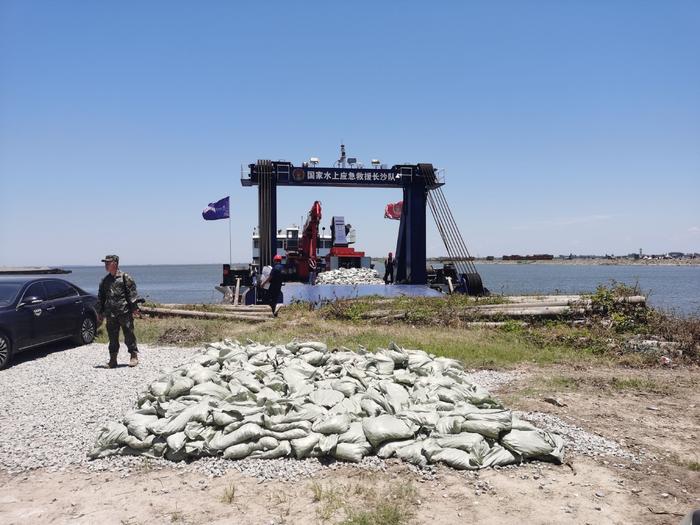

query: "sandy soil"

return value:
[1, 366, 697, 525]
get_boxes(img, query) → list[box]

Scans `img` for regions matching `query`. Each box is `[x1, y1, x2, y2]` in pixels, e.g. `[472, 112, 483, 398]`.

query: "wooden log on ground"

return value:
[162, 303, 273, 312]
[468, 295, 645, 310]
[140, 306, 271, 322]
[498, 295, 584, 304]
[465, 321, 529, 328]
[462, 306, 588, 317]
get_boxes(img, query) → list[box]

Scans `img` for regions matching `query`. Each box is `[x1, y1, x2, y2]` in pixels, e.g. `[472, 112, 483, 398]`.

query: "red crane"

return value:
[288, 200, 322, 282]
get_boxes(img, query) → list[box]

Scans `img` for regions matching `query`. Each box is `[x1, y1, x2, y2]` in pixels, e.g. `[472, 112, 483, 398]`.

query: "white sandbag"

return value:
[338, 422, 367, 444]
[329, 396, 364, 416]
[301, 350, 327, 366]
[420, 438, 443, 460]
[380, 343, 409, 366]
[263, 419, 312, 433]
[318, 434, 339, 455]
[189, 382, 230, 400]
[436, 416, 464, 434]
[334, 442, 371, 463]
[166, 432, 187, 453]
[124, 413, 158, 441]
[153, 402, 211, 437]
[360, 398, 383, 417]
[392, 369, 416, 386]
[209, 423, 263, 451]
[501, 429, 565, 463]
[460, 419, 508, 440]
[380, 382, 410, 413]
[168, 376, 195, 398]
[261, 428, 309, 441]
[291, 432, 322, 459]
[376, 439, 415, 459]
[223, 442, 256, 459]
[309, 389, 345, 408]
[312, 414, 351, 435]
[150, 380, 170, 398]
[187, 365, 219, 385]
[397, 410, 439, 429]
[90, 422, 129, 456]
[481, 444, 520, 467]
[395, 441, 427, 467]
[250, 441, 291, 459]
[331, 379, 359, 397]
[435, 432, 489, 459]
[362, 415, 415, 447]
[371, 353, 395, 375]
[431, 448, 479, 470]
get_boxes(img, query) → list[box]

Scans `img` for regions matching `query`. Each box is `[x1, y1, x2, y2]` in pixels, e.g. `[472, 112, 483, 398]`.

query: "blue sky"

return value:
[1, 1, 698, 266]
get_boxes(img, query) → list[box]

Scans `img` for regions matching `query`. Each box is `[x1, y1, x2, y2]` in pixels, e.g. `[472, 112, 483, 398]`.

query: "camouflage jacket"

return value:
[97, 271, 139, 317]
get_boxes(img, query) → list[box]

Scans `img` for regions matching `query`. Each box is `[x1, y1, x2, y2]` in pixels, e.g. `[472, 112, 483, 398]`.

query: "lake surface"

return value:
[63, 263, 700, 315]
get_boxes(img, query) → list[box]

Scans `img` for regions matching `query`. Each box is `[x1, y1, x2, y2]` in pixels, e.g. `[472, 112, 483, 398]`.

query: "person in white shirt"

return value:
[259, 263, 272, 302]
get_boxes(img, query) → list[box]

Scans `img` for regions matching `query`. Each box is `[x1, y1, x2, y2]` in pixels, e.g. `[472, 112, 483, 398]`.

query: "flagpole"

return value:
[228, 215, 232, 266]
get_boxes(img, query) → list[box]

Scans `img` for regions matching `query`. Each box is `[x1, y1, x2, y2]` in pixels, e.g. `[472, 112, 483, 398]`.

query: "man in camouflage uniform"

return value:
[97, 255, 141, 368]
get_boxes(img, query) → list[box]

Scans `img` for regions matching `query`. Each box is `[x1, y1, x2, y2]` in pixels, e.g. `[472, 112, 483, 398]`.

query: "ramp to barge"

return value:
[279, 283, 442, 305]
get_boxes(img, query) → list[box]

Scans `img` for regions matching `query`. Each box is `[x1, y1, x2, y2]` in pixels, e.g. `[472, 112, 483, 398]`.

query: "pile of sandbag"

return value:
[90, 341, 564, 469]
[315, 268, 384, 285]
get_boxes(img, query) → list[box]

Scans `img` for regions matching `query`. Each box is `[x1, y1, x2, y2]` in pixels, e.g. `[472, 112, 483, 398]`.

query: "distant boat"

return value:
[0, 266, 71, 274]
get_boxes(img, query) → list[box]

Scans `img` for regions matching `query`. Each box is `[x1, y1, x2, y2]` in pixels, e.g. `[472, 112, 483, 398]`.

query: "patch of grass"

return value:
[310, 480, 324, 502]
[311, 479, 416, 524]
[137, 457, 153, 473]
[220, 482, 236, 504]
[100, 291, 698, 368]
[644, 309, 700, 361]
[499, 320, 525, 333]
[544, 376, 584, 390]
[538, 374, 670, 394]
[686, 461, 700, 471]
[311, 481, 345, 521]
[604, 376, 667, 392]
[341, 502, 410, 525]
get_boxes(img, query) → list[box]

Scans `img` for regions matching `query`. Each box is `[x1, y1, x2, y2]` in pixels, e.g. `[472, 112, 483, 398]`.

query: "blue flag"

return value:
[202, 196, 230, 220]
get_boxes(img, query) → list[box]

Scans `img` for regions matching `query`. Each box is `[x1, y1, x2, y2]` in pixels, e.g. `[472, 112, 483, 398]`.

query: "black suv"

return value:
[0, 276, 99, 369]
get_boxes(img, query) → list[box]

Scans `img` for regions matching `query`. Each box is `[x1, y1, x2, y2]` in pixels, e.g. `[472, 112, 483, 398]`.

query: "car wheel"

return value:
[73, 315, 96, 345]
[0, 332, 12, 370]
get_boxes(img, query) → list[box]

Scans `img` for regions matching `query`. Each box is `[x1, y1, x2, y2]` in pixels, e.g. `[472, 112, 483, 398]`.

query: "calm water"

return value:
[63, 263, 700, 315]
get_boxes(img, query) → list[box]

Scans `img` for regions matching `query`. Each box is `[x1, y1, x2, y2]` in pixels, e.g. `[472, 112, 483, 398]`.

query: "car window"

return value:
[21, 282, 48, 302]
[0, 283, 24, 306]
[44, 280, 79, 300]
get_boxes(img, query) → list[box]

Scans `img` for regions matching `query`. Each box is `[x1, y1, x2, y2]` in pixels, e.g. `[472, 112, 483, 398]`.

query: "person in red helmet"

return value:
[261, 254, 284, 316]
[384, 252, 394, 284]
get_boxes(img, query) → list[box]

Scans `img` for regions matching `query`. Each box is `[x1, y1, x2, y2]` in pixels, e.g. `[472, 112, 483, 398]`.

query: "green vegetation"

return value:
[686, 461, 700, 472]
[310, 478, 417, 524]
[540, 374, 670, 394]
[96, 283, 698, 367]
[220, 482, 236, 504]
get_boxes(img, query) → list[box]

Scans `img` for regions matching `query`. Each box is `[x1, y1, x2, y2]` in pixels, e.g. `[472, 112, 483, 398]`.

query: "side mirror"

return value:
[19, 296, 43, 308]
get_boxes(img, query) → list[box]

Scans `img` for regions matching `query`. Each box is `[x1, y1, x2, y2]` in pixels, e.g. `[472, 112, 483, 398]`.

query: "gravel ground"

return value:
[517, 411, 640, 461]
[0, 342, 635, 480]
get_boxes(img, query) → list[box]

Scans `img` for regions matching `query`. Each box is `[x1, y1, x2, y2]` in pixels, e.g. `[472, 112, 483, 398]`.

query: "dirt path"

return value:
[1, 365, 697, 525]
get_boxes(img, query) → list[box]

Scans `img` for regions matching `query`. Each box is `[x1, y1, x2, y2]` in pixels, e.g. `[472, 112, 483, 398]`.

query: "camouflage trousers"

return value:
[106, 314, 139, 356]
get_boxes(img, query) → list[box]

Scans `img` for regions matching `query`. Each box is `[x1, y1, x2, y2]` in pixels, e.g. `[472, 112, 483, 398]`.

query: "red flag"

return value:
[384, 201, 403, 220]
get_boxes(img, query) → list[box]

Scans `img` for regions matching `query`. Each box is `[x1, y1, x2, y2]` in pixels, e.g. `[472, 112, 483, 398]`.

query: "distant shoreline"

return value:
[435, 258, 700, 266]
[366, 257, 700, 267]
